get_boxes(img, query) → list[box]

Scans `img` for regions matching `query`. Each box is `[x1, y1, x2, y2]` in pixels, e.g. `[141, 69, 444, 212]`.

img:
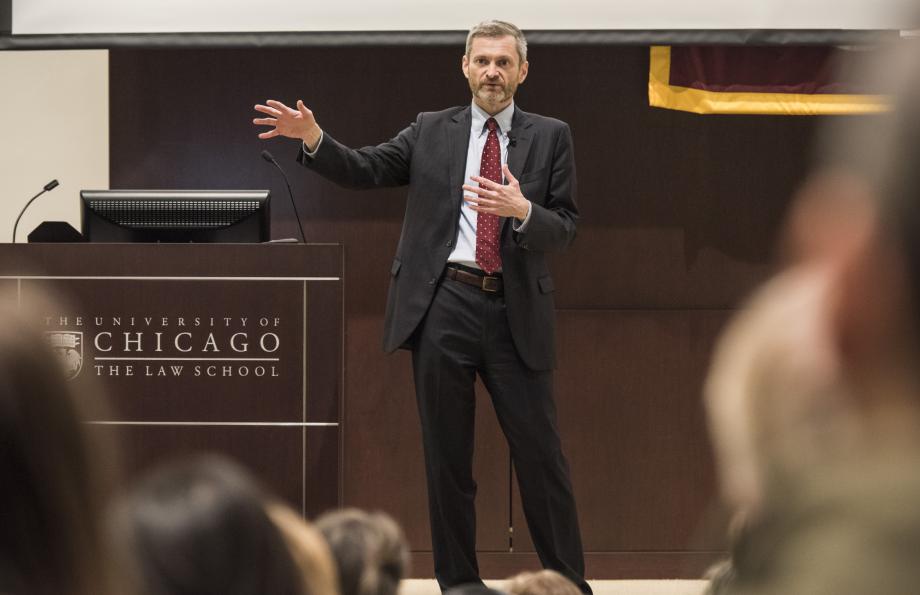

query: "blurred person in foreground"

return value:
[506, 569, 581, 595]
[704, 41, 920, 595]
[113, 454, 335, 595]
[443, 586, 505, 595]
[0, 298, 125, 595]
[270, 503, 340, 595]
[315, 509, 409, 595]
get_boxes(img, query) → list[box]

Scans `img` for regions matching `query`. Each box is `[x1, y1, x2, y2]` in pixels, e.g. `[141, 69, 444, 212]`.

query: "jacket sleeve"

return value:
[513, 123, 578, 252]
[296, 113, 421, 190]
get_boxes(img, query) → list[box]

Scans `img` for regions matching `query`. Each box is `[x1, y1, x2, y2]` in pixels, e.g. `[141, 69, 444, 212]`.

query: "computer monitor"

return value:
[80, 190, 271, 243]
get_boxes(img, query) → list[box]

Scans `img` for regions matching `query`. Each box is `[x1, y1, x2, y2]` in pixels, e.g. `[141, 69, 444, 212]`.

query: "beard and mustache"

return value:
[469, 76, 518, 107]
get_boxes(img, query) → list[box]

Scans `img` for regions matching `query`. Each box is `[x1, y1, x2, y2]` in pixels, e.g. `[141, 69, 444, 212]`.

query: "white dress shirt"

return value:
[447, 100, 531, 271]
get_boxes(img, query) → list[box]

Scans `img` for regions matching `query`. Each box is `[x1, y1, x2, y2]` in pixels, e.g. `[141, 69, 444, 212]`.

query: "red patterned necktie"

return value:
[476, 117, 502, 274]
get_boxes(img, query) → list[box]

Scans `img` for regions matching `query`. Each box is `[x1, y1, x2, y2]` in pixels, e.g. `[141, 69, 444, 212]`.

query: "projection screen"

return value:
[9, 0, 912, 34]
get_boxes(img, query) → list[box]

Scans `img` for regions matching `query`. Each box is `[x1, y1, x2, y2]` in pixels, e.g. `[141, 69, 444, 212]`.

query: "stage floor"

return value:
[400, 579, 708, 595]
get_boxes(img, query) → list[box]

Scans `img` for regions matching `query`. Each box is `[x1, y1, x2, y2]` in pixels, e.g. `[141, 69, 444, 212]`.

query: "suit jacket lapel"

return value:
[507, 106, 533, 183]
[448, 107, 471, 210]
[502, 106, 534, 239]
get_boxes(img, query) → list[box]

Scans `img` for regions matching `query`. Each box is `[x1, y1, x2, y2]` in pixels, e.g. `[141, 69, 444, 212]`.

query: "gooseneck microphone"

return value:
[261, 150, 306, 243]
[13, 179, 59, 243]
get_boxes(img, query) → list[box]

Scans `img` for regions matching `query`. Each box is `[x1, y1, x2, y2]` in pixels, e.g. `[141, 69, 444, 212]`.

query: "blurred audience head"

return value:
[701, 558, 736, 595]
[444, 585, 506, 595]
[0, 298, 122, 595]
[813, 41, 920, 428]
[506, 569, 581, 595]
[114, 454, 309, 595]
[705, 40, 920, 521]
[268, 502, 340, 595]
[704, 266, 855, 518]
[315, 508, 409, 595]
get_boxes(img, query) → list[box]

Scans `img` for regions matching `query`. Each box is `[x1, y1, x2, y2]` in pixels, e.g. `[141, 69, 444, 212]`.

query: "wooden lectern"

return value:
[0, 243, 343, 516]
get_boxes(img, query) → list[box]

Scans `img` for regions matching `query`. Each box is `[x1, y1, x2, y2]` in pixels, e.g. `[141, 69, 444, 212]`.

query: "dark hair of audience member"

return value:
[0, 302, 122, 595]
[315, 508, 409, 595]
[113, 454, 308, 595]
[506, 569, 581, 595]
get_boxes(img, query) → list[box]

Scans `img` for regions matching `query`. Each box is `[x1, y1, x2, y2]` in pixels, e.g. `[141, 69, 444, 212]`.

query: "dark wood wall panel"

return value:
[0, 281, 16, 305]
[306, 281, 343, 422]
[305, 426, 343, 518]
[110, 45, 819, 576]
[551, 229, 771, 309]
[112, 426, 298, 500]
[109, 425, 339, 516]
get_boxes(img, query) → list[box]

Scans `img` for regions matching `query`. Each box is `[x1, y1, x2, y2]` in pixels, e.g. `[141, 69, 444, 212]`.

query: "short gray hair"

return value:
[466, 20, 528, 65]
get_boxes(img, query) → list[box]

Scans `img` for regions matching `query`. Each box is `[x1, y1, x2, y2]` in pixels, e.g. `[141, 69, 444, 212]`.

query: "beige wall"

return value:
[0, 50, 108, 242]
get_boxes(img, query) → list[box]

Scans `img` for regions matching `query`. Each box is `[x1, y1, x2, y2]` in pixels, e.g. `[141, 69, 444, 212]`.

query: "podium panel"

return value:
[0, 243, 343, 517]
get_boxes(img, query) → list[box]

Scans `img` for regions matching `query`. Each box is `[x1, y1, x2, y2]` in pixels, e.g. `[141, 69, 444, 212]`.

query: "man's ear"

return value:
[518, 60, 529, 84]
[461, 54, 470, 79]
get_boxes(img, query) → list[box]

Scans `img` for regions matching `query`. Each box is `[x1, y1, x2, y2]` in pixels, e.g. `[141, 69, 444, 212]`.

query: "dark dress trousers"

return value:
[297, 105, 589, 593]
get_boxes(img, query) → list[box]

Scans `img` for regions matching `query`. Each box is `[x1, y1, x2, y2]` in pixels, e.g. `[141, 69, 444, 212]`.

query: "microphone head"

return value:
[44, 179, 59, 191]
[260, 150, 276, 163]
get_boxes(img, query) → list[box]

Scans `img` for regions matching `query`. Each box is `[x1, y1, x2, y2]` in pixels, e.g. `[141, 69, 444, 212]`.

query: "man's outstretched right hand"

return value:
[253, 99, 323, 151]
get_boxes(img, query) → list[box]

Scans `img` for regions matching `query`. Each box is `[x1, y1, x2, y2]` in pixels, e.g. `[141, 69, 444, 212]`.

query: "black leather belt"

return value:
[444, 264, 503, 294]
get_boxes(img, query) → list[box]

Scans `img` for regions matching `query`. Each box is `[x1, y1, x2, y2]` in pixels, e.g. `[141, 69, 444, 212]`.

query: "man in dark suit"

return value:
[254, 20, 589, 594]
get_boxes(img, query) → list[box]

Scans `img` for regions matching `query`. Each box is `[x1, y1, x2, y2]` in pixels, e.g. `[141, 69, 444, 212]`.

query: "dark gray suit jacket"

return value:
[297, 105, 578, 371]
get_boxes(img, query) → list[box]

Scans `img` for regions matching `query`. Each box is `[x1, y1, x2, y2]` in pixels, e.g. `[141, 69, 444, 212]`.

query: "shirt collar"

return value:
[471, 100, 514, 137]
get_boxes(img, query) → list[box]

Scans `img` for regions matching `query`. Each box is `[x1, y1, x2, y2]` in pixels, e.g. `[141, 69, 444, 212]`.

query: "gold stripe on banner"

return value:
[648, 46, 889, 115]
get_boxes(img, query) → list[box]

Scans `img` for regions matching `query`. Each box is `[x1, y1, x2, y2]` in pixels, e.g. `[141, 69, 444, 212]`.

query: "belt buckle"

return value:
[481, 276, 500, 293]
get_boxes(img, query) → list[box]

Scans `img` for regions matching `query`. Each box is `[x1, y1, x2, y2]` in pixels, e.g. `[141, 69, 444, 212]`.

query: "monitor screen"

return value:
[80, 189, 271, 243]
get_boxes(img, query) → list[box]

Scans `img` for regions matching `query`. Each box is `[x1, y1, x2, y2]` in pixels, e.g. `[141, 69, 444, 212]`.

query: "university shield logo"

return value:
[47, 331, 83, 380]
